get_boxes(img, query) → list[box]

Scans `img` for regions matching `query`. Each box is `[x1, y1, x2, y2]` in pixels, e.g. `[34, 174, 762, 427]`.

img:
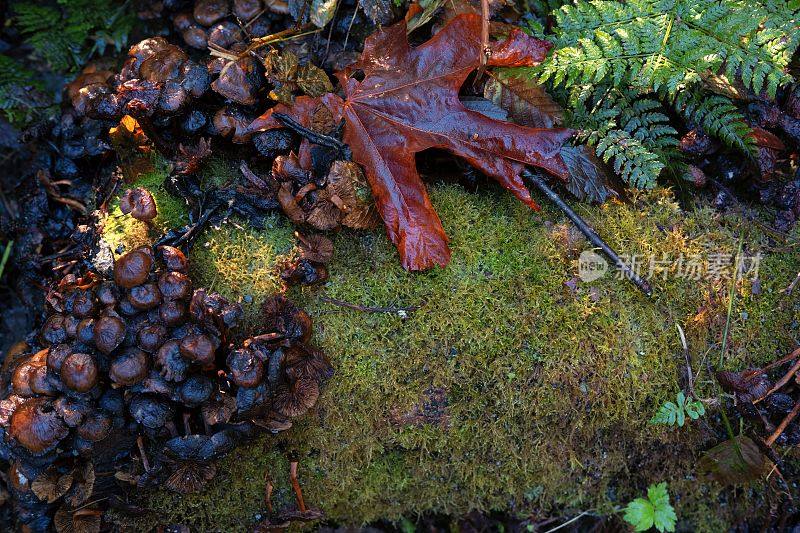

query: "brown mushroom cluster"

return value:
[0, 246, 331, 531]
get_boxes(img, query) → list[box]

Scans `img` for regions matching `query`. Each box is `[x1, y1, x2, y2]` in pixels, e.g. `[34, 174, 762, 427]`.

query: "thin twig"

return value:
[766, 398, 800, 446]
[522, 170, 653, 296]
[273, 113, 351, 159]
[719, 238, 744, 367]
[754, 347, 800, 403]
[320, 296, 421, 314]
[541, 511, 592, 533]
[785, 272, 800, 295]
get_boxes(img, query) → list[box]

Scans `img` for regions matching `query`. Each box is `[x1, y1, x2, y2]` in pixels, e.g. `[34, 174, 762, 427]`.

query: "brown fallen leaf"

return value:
[243, 14, 573, 270]
[698, 435, 772, 485]
[484, 68, 564, 129]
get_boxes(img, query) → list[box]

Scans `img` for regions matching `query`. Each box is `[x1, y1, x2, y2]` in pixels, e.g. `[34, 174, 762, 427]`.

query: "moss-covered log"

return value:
[104, 160, 800, 532]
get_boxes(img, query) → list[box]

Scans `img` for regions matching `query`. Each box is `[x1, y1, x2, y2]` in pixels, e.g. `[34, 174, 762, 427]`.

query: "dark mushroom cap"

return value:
[109, 348, 150, 386]
[297, 234, 334, 263]
[76, 318, 95, 344]
[68, 290, 97, 318]
[76, 411, 112, 442]
[46, 344, 72, 374]
[158, 271, 192, 300]
[155, 339, 189, 382]
[54, 396, 91, 428]
[262, 295, 313, 343]
[159, 246, 189, 273]
[8, 398, 69, 455]
[179, 334, 217, 366]
[128, 394, 173, 429]
[159, 300, 187, 327]
[95, 281, 119, 306]
[201, 391, 236, 426]
[41, 314, 69, 345]
[93, 315, 127, 354]
[165, 461, 216, 494]
[114, 250, 153, 288]
[284, 344, 333, 381]
[233, 0, 262, 20]
[129, 282, 162, 310]
[137, 323, 168, 352]
[227, 348, 264, 388]
[273, 378, 319, 418]
[60, 353, 98, 393]
[194, 0, 230, 26]
[178, 375, 214, 407]
[12, 359, 40, 397]
[119, 187, 158, 222]
[98, 389, 125, 417]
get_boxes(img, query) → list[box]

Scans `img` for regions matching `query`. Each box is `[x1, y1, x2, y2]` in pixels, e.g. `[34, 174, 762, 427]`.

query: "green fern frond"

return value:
[12, 0, 133, 71]
[673, 91, 754, 154]
[540, 0, 800, 99]
[566, 86, 678, 188]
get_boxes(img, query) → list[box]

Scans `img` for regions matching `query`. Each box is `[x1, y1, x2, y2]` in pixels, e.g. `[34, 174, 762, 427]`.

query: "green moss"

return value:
[106, 175, 800, 532]
[102, 157, 189, 253]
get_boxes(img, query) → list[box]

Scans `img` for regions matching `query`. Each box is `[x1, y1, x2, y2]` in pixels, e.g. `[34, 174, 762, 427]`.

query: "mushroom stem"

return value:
[137, 436, 150, 472]
[264, 471, 274, 513]
[294, 183, 317, 203]
[289, 461, 307, 513]
[183, 412, 192, 435]
[165, 420, 179, 437]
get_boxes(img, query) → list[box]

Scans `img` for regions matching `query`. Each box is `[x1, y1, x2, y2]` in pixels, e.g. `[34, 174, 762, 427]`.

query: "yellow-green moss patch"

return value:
[106, 175, 800, 532]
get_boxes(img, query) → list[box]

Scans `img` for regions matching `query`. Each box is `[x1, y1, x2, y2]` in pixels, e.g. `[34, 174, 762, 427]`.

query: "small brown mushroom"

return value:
[158, 271, 192, 300]
[179, 334, 217, 366]
[76, 318, 95, 344]
[129, 282, 163, 310]
[296, 233, 334, 263]
[76, 411, 112, 442]
[95, 281, 119, 306]
[8, 398, 69, 455]
[234, 0, 262, 20]
[41, 314, 70, 345]
[109, 348, 150, 386]
[182, 26, 209, 50]
[114, 250, 153, 288]
[165, 461, 217, 494]
[194, 0, 230, 25]
[159, 246, 189, 273]
[60, 353, 99, 393]
[137, 323, 168, 352]
[227, 348, 264, 388]
[93, 315, 127, 354]
[159, 300, 187, 326]
[155, 339, 189, 382]
[46, 344, 72, 374]
[119, 187, 158, 222]
[273, 378, 319, 417]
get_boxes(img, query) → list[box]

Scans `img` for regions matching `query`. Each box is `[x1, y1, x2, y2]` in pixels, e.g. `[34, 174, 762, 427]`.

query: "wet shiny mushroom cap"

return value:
[76, 411, 112, 442]
[159, 300, 187, 326]
[129, 282, 163, 310]
[159, 246, 189, 273]
[158, 271, 192, 300]
[227, 348, 264, 388]
[8, 398, 69, 455]
[179, 334, 217, 366]
[109, 348, 150, 386]
[137, 323, 168, 352]
[93, 315, 127, 354]
[60, 353, 98, 393]
[114, 250, 153, 288]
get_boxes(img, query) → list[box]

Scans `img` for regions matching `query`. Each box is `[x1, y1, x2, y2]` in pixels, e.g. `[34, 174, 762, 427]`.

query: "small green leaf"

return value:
[624, 483, 677, 533]
[623, 498, 655, 531]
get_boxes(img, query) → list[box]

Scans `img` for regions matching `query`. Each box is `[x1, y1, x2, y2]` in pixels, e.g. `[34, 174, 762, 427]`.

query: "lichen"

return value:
[103, 170, 800, 532]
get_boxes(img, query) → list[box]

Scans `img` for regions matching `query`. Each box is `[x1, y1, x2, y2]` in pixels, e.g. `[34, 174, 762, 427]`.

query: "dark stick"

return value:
[273, 113, 352, 160]
[522, 170, 653, 297]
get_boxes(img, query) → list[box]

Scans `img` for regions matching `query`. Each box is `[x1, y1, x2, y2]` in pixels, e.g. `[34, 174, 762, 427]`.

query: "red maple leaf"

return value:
[243, 14, 573, 270]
